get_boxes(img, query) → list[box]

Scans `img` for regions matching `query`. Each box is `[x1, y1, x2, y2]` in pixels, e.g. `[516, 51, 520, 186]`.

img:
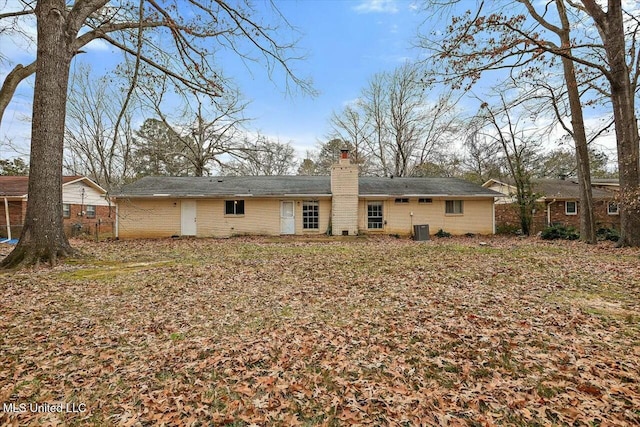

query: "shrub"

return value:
[541, 224, 579, 240]
[496, 224, 521, 235]
[435, 229, 451, 238]
[596, 227, 620, 242]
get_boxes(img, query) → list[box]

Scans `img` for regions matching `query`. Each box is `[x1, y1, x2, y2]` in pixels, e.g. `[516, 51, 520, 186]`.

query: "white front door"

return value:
[280, 201, 295, 235]
[181, 200, 197, 236]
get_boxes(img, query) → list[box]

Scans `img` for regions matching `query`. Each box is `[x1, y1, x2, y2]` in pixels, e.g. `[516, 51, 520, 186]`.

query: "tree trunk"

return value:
[556, 0, 596, 243]
[1, 0, 75, 268]
[582, 0, 640, 247]
[607, 33, 640, 247]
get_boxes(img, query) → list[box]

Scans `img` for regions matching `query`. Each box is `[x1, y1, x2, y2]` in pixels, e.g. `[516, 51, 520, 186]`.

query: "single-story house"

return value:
[114, 151, 501, 239]
[483, 178, 620, 233]
[0, 175, 114, 239]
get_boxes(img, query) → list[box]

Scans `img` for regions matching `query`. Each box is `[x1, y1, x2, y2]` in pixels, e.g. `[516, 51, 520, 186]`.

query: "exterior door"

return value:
[280, 201, 295, 235]
[181, 200, 197, 236]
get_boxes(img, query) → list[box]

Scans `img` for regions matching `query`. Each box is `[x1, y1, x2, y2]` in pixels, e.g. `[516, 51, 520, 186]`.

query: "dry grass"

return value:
[1, 235, 639, 426]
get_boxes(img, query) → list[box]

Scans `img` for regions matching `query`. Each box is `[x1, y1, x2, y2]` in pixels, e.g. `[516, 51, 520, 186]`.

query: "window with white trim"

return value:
[302, 201, 319, 229]
[63, 203, 70, 218]
[394, 198, 409, 204]
[607, 202, 619, 215]
[565, 201, 577, 215]
[418, 198, 433, 204]
[86, 205, 96, 218]
[367, 201, 383, 229]
[445, 200, 463, 214]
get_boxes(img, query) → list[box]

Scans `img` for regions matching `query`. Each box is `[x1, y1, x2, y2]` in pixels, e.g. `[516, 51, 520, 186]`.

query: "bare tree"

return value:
[475, 94, 544, 235]
[64, 65, 136, 191]
[140, 78, 251, 176]
[417, 0, 640, 246]
[336, 62, 461, 177]
[0, 0, 312, 268]
[218, 134, 297, 176]
[329, 105, 372, 174]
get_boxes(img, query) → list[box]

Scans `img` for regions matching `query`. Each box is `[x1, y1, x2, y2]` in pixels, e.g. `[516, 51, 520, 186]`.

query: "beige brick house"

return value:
[114, 151, 500, 239]
[0, 176, 114, 239]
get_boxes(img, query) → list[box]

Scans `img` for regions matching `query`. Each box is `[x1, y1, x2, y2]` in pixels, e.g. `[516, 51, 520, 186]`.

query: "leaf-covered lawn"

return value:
[1, 236, 639, 426]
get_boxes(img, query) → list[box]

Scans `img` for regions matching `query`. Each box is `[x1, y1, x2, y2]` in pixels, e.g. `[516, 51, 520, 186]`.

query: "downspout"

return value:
[547, 199, 556, 227]
[492, 197, 496, 234]
[115, 200, 119, 239]
[3, 197, 11, 241]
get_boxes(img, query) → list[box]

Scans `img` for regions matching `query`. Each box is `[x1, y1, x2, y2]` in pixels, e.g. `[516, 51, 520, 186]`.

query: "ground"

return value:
[0, 235, 638, 426]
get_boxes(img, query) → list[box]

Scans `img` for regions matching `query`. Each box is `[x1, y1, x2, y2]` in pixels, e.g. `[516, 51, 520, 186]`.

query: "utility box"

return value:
[413, 224, 430, 241]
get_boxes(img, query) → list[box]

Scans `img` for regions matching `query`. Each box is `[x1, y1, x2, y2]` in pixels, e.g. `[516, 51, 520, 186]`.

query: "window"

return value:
[565, 201, 577, 215]
[302, 201, 319, 230]
[367, 201, 383, 229]
[225, 200, 245, 215]
[445, 200, 463, 215]
[85, 205, 96, 218]
[608, 202, 619, 215]
[394, 198, 409, 204]
[418, 198, 433, 204]
[62, 204, 70, 218]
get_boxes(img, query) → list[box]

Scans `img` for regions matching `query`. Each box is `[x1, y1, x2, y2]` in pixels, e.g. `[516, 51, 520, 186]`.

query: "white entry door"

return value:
[181, 200, 197, 236]
[280, 201, 295, 235]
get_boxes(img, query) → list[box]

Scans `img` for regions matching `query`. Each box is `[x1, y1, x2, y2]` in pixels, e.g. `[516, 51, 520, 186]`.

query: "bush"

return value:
[435, 229, 451, 238]
[596, 227, 620, 242]
[496, 224, 521, 235]
[541, 224, 579, 240]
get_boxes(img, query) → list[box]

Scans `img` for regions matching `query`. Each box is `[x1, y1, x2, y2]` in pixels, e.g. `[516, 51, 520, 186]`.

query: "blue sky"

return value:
[0, 0, 428, 159]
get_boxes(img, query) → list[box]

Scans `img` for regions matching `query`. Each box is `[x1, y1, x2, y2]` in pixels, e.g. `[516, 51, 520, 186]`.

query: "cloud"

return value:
[353, 0, 399, 14]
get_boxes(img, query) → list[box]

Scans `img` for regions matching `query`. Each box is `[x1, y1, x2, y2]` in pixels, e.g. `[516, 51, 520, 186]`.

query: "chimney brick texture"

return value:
[331, 156, 359, 236]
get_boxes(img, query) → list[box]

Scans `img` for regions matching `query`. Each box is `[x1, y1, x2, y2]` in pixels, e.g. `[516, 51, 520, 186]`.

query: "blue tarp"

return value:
[0, 239, 18, 245]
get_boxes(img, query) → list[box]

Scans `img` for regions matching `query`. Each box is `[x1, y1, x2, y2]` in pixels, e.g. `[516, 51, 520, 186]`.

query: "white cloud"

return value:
[353, 0, 399, 14]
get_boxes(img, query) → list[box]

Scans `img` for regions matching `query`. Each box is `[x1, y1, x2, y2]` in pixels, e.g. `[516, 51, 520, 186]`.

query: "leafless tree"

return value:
[417, 0, 640, 245]
[0, 0, 312, 268]
[218, 134, 297, 176]
[64, 65, 136, 191]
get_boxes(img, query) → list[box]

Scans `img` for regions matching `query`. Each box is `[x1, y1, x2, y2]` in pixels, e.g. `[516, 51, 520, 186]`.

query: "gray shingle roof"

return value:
[114, 176, 500, 198]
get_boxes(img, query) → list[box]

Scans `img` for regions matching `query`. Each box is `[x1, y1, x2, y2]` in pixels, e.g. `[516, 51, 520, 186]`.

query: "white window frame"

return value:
[445, 200, 464, 215]
[302, 200, 319, 230]
[565, 201, 577, 215]
[62, 203, 70, 218]
[367, 201, 384, 230]
[607, 202, 619, 215]
[85, 205, 96, 218]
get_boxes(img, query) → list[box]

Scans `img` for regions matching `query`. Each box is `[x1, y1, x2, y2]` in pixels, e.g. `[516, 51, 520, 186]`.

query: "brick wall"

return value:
[495, 200, 620, 235]
[1, 202, 115, 238]
[64, 204, 115, 237]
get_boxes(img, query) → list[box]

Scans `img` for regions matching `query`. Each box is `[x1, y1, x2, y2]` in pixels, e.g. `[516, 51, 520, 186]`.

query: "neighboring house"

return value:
[0, 176, 114, 239]
[114, 151, 501, 239]
[483, 178, 620, 233]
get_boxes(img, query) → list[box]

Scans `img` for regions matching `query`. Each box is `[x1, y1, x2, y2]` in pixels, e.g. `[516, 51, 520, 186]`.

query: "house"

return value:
[114, 151, 500, 239]
[483, 178, 620, 233]
[0, 176, 114, 239]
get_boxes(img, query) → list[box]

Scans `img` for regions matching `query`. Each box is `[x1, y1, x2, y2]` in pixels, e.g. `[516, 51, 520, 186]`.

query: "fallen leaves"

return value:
[0, 235, 639, 425]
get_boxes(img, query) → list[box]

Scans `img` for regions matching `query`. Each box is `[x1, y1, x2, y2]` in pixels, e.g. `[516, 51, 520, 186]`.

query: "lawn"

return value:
[0, 236, 639, 426]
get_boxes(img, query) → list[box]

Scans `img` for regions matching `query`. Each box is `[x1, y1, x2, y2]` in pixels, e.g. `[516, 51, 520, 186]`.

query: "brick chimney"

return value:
[331, 149, 359, 236]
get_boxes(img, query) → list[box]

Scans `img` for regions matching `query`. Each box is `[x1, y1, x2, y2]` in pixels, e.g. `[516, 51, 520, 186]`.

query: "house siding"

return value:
[118, 199, 181, 239]
[358, 198, 494, 236]
[1, 180, 113, 238]
[118, 197, 334, 239]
